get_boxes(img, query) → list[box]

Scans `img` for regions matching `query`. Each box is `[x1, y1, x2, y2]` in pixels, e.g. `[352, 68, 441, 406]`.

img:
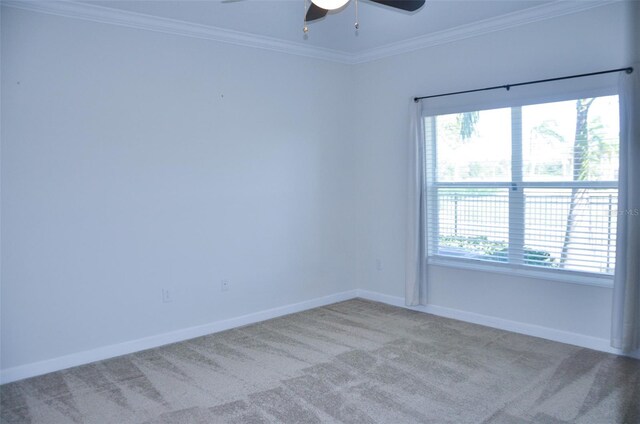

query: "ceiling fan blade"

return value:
[306, 3, 328, 21]
[368, 0, 425, 12]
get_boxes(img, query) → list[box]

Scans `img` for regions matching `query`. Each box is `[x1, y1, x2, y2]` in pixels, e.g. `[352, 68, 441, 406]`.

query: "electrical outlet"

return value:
[375, 259, 382, 271]
[221, 279, 230, 292]
[162, 289, 172, 303]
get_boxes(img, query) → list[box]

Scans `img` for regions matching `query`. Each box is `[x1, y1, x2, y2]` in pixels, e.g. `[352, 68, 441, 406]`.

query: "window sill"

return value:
[428, 256, 614, 288]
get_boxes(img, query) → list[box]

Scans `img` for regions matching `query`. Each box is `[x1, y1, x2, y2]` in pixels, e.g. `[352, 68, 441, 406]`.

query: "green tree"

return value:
[457, 112, 479, 140]
[559, 98, 595, 267]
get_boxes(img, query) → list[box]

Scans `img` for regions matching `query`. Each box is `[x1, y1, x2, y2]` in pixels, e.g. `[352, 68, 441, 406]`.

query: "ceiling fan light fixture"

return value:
[311, 0, 349, 11]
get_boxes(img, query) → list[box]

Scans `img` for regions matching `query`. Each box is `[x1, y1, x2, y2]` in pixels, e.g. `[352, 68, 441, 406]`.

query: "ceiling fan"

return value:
[305, 0, 425, 26]
[222, 0, 426, 33]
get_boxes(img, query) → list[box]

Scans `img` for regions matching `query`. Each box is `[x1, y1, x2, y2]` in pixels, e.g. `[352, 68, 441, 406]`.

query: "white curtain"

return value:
[611, 66, 640, 352]
[405, 100, 428, 306]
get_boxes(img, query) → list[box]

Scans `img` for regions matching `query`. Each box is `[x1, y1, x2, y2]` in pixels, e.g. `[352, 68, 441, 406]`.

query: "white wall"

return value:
[631, 0, 640, 63]
[1, 7, 356, 371]
[353, 2, 634, 341]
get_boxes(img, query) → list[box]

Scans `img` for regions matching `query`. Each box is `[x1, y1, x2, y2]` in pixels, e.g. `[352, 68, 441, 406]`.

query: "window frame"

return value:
[422, 90, 619, 287]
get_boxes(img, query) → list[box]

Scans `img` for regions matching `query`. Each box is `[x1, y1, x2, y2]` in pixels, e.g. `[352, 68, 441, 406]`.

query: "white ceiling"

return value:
[80, 0, 552, 53]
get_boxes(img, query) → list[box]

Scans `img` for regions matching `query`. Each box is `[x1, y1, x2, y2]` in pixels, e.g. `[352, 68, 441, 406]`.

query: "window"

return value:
[424, 95, 620, 277]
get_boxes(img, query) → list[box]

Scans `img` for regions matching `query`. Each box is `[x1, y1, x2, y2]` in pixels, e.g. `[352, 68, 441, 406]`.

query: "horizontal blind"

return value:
[423, 93, 619, 275]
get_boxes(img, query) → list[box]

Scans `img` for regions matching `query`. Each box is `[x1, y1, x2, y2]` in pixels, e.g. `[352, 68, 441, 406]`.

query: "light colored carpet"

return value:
[1, 298, 639, 423]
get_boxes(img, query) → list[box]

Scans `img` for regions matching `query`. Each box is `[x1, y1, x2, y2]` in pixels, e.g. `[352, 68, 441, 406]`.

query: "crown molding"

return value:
[352, 0, 619, 64]
[1, 0, 353, 64]
[2, 0, 619, 65]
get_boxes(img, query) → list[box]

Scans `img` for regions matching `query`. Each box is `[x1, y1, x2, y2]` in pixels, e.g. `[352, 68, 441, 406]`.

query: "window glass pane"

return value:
[435, 108, 511, 182]
[437, 188, 509, 262]
[522, 96, 619, 182]
[524, 188, 617, 274]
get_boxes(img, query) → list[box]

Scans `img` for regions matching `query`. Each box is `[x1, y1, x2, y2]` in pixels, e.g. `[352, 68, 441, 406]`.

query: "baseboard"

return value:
[355, 289, 640, 360]
[3, 287, 637, 384]
[0, 289, 359, 384]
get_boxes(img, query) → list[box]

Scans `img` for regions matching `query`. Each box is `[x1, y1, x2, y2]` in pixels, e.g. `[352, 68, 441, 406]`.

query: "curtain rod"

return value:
[413, 67, 633, 103]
